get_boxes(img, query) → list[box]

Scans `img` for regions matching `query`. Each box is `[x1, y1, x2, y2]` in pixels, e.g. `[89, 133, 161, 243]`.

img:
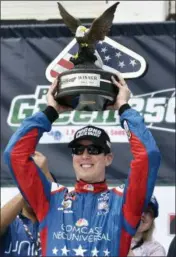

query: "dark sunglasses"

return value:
[72, 144, 106, 155]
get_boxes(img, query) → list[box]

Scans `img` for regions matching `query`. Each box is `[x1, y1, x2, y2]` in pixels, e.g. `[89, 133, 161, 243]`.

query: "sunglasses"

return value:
[72, 144, 106, 155]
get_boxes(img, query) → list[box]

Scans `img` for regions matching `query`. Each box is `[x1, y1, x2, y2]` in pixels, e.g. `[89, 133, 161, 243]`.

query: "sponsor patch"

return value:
[51, 183, 64, 193]
[76, 219, 89, 227]
[98, 201, 109, 210]
[123, 120, 131, 139]
[97, 192, 109, 215]
[83, 184, 94, 191]
[57, 198, 73, 213]
[98, 192, 110, 202]
[62, 199, 72, 209]
[115, 184, 125, 193]
[76, 127, 102, 138]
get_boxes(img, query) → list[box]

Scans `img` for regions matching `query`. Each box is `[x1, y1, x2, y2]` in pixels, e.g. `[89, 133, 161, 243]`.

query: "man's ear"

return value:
[105, 153, 114, 167]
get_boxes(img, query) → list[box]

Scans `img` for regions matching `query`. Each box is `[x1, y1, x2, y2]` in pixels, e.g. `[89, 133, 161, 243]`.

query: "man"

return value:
[1, 151, 57, 256]
[4, 73, 161, 256]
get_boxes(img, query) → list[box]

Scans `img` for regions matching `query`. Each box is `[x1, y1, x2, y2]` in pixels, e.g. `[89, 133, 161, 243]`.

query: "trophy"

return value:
[54, 2, 120, 111]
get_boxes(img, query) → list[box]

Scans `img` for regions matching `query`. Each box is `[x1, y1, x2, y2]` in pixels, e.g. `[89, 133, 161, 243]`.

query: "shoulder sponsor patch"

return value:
[115, 184, 125, 194]
[123, 120, 131, 139]
[51, 182, 65, 193]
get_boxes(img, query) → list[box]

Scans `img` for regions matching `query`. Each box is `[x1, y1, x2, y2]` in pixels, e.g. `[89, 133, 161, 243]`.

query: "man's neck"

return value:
[21, 208, 37, 223]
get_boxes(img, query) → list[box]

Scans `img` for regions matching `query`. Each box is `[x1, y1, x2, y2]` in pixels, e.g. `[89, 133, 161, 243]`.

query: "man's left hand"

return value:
[107, 71, 131, 111]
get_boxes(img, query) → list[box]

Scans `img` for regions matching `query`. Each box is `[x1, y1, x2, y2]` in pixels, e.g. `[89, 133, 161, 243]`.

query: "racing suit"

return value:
[4, 106, 161, 256]
[1, 213, 40, 256]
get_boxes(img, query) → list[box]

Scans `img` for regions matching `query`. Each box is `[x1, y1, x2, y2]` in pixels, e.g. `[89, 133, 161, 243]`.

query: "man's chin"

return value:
[77, 173, 96, 183]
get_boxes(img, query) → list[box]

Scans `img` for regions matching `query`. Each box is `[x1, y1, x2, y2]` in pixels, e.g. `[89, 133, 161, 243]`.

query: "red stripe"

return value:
[11, 129, 50, 221]
[112, 188, 123, 197]
[123, 132, 149, 228]
[50, 58, 74, 78]
[119, 229, 132, 256]
[58, 58, 74, 69]
[50, 69, 60, 78]
[40, 227, 48, 256]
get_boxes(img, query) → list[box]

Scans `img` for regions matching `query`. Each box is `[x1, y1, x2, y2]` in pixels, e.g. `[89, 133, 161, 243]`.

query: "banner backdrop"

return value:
[1, 22, 175, 186]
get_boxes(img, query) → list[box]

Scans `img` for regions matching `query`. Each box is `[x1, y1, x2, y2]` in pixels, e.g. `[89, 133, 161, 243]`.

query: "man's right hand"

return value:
[32, 151, 55, 182]
[47, 76, 73, 113]
[32, 151, 48, 171]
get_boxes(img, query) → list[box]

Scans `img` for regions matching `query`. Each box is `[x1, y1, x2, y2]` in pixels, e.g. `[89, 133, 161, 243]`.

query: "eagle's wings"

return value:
[85, 2, 120, 44]
[57, 2, 82, 34]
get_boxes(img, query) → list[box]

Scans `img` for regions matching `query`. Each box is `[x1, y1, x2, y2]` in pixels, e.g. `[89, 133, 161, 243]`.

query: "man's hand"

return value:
[32, 151, 48, 171]
[47, 76, 73, 113]
[32, 151, 55, 182]
[107, 71, 131, 110]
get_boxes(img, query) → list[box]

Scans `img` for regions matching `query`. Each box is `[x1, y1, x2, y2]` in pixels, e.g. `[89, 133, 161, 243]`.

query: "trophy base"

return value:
[56, 92, 113, 111]
[54, 68, 119, 111]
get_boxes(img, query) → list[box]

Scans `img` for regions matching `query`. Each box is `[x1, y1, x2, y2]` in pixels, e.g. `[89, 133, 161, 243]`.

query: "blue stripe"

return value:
[39, 216, 48, 232]
[123, 218, 137, 236]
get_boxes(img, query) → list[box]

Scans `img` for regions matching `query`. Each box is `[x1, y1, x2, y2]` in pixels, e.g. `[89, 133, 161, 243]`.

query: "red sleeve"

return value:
[4, 112, 52, 221]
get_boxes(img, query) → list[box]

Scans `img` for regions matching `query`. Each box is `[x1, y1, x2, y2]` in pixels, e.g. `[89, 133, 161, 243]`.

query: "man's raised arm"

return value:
[120, 107, 161, 229]
[4, 78, 72, 221]
[109, 73, 161, 256]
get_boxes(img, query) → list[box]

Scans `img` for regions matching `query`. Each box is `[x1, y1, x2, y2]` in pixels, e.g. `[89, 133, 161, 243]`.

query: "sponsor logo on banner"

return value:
[7, 37, 175, 143]
[7, 87, 175, 143]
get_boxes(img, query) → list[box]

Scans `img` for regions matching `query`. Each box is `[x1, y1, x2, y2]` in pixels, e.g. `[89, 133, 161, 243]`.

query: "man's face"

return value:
[72, 140, 113, 183]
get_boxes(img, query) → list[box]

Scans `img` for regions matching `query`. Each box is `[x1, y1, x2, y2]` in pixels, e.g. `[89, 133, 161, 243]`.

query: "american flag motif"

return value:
[49, 42, 79, 79]
[45, 37, 146, 83]
[96, 39, 141, 73]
